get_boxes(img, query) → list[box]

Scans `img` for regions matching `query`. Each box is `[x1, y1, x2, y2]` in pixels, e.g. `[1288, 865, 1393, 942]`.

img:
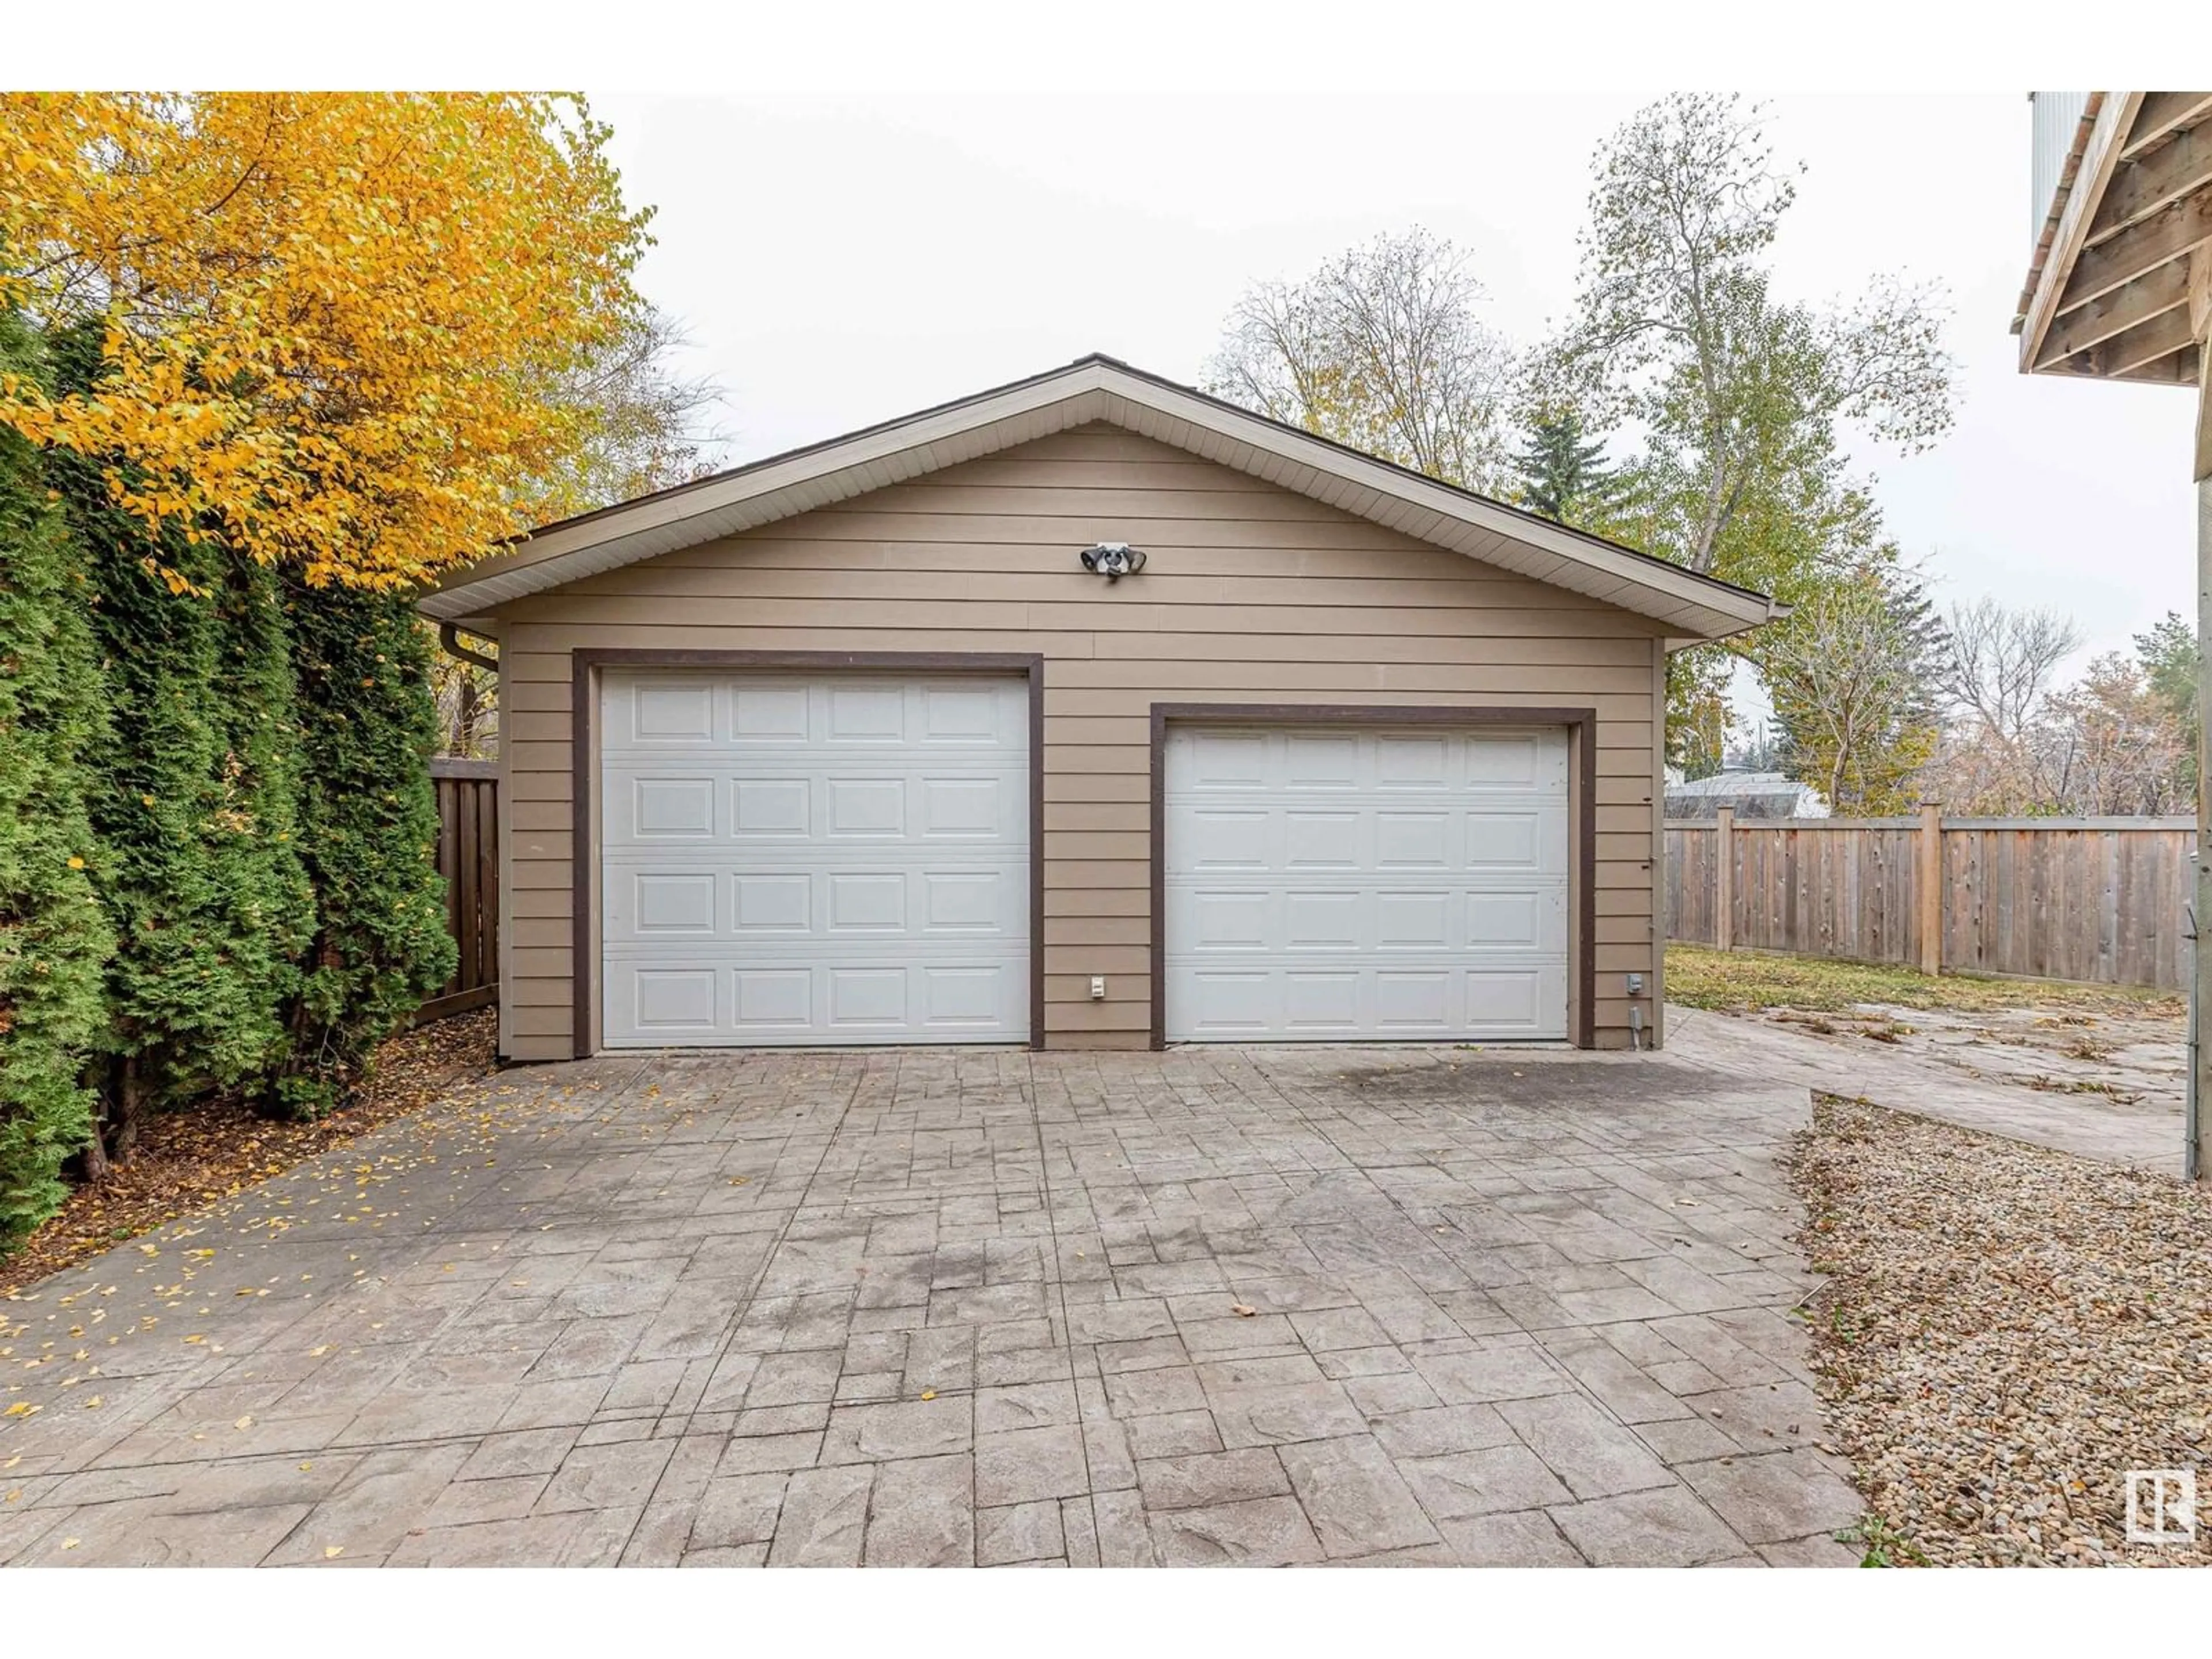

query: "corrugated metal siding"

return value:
[487, 425, 1669, 1060]
[2031, 90, 2092, 245]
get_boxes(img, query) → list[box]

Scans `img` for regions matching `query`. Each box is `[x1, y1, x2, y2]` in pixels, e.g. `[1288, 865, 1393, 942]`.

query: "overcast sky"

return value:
[594, 92, 2199, 689]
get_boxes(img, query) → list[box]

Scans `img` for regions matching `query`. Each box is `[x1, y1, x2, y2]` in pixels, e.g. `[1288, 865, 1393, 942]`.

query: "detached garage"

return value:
[419, 355, 1777, 1060]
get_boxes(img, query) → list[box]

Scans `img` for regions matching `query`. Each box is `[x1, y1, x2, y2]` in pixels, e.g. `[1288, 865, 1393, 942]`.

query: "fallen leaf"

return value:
[1230, 1303, 1256, 1318]
[919, 1389, 937, 1401]
[60, 1537, 79, 1551]
[3, 1402, 36, 1418]
[324, 1545, 344, 1559]
[234, 1415, 253, 1430]
[299, 1462, 314, 1472]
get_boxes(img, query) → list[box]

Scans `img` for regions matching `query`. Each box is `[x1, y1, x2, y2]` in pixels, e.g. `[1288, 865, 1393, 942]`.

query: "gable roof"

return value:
[419, 354, 1780, 641]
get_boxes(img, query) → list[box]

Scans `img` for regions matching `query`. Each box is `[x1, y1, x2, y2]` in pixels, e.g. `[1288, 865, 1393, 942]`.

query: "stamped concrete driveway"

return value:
[0, 1044, 1861, 1567]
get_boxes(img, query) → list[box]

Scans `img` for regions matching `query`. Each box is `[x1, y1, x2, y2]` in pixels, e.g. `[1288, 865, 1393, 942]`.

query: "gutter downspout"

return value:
[438, 622, 499, 674]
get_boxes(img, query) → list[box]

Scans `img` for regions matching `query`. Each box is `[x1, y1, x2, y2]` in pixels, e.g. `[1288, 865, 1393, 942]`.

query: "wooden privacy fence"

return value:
[422, 757, 500, 1021]
[1665, 806, 2196, 990]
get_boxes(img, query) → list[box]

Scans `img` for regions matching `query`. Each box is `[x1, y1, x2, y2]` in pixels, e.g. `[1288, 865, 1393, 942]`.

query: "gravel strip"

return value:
[1788, 1093, 2212, 1566]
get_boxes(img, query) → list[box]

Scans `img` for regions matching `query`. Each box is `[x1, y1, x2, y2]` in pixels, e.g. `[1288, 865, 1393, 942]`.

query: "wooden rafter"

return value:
[2126, 92, 2212, 156]
[2035, 260, 2189, 365]
[2088, 122, 2212, 247]
[2066, 305, 2199, 377]
[2109, 342, 2202, 385]
[2058, 189, 2212, 316]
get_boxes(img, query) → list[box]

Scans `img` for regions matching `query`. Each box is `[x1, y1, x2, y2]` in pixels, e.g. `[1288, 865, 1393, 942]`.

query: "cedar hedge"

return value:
[0, 310, 457, 1249]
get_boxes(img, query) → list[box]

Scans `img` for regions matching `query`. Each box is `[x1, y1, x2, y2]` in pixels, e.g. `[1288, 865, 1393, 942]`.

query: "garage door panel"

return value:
[735, 969, 811, 1029]
[1285, 890, 1362, 950]
[826, 871, 906, 930]
[631, 968, 718, 1034]
[1376, 811, 1449, 868]
[1166, 724, 1569, 1043]
[1171, 960, 1566, 1041]
[629, 777, 717, 839]
[1283, 733, 1359, 786]
[632, 873, 718, 934]
[824, 776, 905, 836]
[826, 683, 906, 742]
[920, 774, 1009, 836]
[733, 777, 809, 835]
[1285, 812, 1359, 868]
[601, 671, 1029, 1047]
[734, 873, 810, 931]
[1374, 889, 1450, 951]
[730, 682, 810, 742]
[1285, 971, 1361, 1029]
[631, 680, 715, 744]
[920, 683, 1010, 743]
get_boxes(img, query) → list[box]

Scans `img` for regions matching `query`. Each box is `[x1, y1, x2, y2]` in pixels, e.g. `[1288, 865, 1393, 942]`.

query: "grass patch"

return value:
[1664, 946, 2182, 1018]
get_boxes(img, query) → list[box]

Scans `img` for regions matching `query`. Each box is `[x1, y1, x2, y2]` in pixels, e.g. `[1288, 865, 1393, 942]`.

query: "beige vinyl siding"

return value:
[488, 425, 1666, 1059]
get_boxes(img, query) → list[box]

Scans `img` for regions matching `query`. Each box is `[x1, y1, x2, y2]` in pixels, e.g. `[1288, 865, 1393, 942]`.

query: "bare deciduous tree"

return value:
[1945, 597, 2080, 741]
[1205, 228, 1515, 491]
[2039, 655, 2194, 815]
[1922, 603, 2194, 815]
[538, 304, 729, 514]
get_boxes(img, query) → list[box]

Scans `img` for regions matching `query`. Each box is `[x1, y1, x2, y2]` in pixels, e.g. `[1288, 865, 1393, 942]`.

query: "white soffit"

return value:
[419, 357, 1778, 642]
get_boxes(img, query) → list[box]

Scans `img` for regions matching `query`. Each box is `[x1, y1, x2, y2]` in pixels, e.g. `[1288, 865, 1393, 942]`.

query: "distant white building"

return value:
[1665, 770, 1831, 820]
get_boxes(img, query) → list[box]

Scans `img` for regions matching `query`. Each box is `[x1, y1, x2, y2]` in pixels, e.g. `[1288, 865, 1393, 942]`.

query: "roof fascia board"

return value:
[420, 365, 1112, 618]
[1094, 371, 1771, 634]
[421, 357, 1773, 639]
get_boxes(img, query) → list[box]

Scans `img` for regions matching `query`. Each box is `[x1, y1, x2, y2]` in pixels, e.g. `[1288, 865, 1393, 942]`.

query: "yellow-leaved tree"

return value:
[0, 92, 657, 589]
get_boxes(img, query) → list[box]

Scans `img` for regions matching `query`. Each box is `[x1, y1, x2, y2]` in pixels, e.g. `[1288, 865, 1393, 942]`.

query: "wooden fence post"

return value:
[1918, 800, 1943, 976]
[1713, 806, 1733, 953]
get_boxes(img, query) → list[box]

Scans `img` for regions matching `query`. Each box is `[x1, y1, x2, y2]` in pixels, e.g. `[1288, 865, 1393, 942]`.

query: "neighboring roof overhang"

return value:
[421, 355, 1781, 643]
[2015, 91, 2212, 402]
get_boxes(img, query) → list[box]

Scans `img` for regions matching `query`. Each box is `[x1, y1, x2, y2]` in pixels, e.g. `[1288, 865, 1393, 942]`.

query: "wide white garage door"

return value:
[599, 671, 1029, 1047]
[1165, 724, 1570, 1041]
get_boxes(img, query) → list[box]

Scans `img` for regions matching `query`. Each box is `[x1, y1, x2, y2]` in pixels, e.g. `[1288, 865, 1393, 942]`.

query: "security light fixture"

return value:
[1080, 542, 1146, 582]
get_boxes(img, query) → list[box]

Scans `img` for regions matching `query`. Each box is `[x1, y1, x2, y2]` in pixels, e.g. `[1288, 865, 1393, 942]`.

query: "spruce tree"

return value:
[1512, 412, 1619, 527]
[0, 309, 114, 1244]
[276, 582, 454, 1116]
[2133, 612, 2198, 801]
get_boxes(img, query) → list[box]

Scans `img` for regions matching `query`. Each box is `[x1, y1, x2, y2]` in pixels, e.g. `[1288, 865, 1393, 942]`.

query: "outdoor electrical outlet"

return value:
[1626, 973, 1645, 996]
[1090, 976, 1107, 1000]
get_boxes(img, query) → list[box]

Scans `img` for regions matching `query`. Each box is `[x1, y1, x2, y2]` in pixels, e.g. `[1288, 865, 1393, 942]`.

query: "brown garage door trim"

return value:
[571, 649, 1047, 1058]
[1148, 703, 1600, 1051]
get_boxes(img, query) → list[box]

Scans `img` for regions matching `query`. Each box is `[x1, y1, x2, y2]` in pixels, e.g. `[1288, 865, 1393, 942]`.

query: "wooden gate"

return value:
[423, 757, 499, 1020]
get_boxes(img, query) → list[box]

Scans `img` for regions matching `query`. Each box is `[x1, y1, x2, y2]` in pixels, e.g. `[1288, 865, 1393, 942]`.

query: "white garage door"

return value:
[599, 671, 1030, 1047]
[1165, 724, 1570, 1041]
